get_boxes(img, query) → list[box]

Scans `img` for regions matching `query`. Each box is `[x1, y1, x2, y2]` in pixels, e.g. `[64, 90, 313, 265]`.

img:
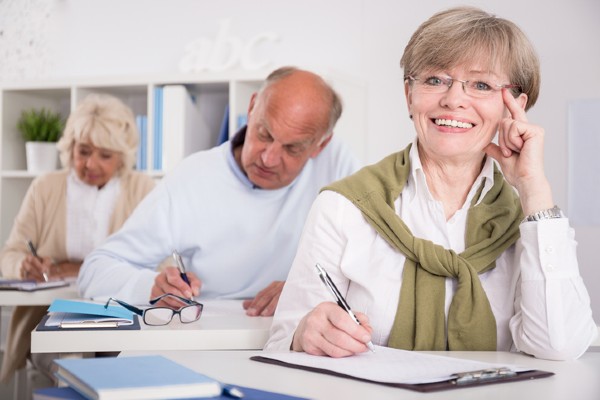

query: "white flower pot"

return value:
[25, 142, 59, 173]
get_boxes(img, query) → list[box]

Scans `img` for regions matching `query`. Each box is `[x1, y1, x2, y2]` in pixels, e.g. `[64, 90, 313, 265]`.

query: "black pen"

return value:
[26, 239, 48, 282]
[315, 263, 375, 352]
[172, 250, 194, 301]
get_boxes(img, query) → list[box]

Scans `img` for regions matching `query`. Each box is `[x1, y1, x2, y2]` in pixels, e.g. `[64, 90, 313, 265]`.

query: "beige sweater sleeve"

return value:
[0, 171, 69, 278]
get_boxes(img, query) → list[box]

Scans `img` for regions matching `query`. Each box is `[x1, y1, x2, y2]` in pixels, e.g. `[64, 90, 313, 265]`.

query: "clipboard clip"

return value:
[452, 367, 516, 385]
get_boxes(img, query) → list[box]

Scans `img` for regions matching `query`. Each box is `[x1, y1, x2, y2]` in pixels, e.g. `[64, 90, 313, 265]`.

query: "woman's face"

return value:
[405, 65, 527, 164]
[72, 141, 122, 188]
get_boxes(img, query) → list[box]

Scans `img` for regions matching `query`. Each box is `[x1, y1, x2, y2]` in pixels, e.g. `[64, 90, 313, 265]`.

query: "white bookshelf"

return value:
[0, 71, 366, 247]
[0, 73, 266, 246]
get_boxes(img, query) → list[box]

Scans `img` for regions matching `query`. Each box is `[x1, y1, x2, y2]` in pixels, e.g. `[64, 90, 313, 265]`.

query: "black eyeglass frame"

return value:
[104, 293, 204, 326]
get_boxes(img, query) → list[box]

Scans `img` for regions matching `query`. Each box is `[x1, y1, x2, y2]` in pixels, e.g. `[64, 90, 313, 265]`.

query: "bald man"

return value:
[78, 67, 360, 316]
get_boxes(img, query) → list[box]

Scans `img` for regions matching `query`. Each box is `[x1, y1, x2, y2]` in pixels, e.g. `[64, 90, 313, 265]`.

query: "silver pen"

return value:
[172, 250, 194, 301]
[26, 239, 49, 282]
[315, 263, 375, 352]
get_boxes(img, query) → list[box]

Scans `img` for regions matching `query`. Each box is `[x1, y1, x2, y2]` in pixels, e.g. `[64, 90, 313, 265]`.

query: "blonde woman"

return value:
[0, 93, 155, 383]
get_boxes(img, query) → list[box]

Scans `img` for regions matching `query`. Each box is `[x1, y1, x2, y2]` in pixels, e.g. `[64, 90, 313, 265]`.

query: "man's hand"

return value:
[243, 280, 284, 316]
[292, 302, 373, 357]
[151, 266, 201, 308]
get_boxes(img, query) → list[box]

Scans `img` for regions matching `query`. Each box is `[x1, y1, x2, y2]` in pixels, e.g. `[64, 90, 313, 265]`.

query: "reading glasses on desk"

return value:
[104, 293, 203, 326]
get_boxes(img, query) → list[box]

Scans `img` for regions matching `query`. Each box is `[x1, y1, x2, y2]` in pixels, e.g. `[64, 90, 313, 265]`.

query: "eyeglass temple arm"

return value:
[105, 298, 144, 316]
[149, 293, 196, 306]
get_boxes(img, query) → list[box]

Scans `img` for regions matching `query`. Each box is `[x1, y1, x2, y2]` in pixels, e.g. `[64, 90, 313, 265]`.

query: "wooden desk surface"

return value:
[119, 349, 600, 400]
[31, 299, 272, 353]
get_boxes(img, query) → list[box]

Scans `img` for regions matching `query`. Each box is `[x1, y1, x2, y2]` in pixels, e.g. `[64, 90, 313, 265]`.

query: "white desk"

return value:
[31, 300, 272, 353]
[119, 350, 600, 400]
[0, 283, 78, 306]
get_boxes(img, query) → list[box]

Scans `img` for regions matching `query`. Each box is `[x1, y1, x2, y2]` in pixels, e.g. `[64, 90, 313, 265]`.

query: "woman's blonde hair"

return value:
[57, 93, 139, 171]
[401, 6, 540, 110]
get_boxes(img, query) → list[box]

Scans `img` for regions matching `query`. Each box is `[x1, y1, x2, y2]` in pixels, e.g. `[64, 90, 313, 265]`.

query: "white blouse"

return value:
[265, 144, 597, 360]
[66, 170, 120, 261]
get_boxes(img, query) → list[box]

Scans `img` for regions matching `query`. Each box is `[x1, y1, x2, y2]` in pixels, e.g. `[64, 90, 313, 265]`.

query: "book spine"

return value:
[135, 115, 145, 170]
[153, 87, 163, 171]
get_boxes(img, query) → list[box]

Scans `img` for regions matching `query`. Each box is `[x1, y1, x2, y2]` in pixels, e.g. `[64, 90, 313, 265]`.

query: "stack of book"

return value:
[33, 355, 308, 399]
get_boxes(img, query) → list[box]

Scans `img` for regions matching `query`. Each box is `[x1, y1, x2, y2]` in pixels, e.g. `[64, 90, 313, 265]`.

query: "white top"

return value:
[78, 134, 360, 304]
[66, 170, 120, 260]
[265, 143, 598, 360]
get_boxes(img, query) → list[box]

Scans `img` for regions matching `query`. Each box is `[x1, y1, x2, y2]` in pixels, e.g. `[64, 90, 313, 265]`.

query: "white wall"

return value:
[2, 0, 599, 317]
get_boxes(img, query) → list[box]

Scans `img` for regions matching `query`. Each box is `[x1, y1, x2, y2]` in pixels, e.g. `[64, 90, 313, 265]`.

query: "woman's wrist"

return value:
[516, 176, 554, 216]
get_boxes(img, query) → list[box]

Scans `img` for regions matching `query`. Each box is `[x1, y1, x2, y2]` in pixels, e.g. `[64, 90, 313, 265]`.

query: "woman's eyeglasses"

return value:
[405, 75, 521, 99]
[104, 293, 203, 326]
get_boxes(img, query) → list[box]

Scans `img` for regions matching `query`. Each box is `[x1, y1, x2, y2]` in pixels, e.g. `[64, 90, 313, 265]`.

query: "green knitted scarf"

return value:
[323, 144, 523, 350]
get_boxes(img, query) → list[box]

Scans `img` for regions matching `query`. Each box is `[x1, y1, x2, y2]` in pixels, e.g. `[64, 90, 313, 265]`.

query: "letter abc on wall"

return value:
[179, 19, 279, 73]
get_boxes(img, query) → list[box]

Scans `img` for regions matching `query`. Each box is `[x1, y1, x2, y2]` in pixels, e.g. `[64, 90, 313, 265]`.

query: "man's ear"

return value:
[310, 134, 333, 158]
[247, 92, 258, 115]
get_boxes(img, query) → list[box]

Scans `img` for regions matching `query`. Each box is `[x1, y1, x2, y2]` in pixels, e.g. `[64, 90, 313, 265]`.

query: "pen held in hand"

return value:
[26, 239, 49, 282]
[315, 263, 375, 352]
[172, 250, 193, 301]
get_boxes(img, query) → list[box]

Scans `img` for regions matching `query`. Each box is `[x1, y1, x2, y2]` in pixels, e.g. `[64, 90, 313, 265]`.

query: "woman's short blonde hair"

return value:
[57, 93, 139, 171]
[400, 6, 540, 110]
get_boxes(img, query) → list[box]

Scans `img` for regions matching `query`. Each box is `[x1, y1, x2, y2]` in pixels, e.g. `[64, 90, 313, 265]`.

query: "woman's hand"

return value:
[21, 257, 82, 281]
[150, 266, 201, 308]
[292, 302, 373, 358]
[484, 89, 554, 214]
[20, 255, 52, 282]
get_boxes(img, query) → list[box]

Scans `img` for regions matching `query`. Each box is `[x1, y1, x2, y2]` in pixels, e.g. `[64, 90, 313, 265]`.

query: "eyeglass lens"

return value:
[143, 305, 203, 326]
[144, 307, 175, 325]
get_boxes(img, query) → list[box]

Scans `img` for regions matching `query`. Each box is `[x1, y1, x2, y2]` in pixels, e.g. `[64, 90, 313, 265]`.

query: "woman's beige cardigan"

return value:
[0, 169, 155, 382]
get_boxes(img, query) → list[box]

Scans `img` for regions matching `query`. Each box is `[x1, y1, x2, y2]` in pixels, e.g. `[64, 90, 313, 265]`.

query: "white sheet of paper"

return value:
[45, 312, 134, 327]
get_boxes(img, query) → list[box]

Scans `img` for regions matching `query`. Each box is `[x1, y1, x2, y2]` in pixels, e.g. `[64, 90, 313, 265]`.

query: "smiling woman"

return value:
[265, 6, 598, 362]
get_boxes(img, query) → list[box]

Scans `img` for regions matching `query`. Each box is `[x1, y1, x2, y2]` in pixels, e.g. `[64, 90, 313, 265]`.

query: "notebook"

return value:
[54, 355, 222, 399]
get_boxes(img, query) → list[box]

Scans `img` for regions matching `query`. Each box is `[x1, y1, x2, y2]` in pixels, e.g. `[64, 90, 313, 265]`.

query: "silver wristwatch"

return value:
[521, 205, 564, 224]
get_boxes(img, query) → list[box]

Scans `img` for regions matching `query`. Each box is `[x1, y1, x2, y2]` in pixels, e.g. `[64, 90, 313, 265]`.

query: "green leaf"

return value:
[16, 108, 65, 142]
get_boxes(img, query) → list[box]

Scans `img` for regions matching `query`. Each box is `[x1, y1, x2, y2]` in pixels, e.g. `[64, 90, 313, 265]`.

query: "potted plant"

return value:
[17, 108, 64, 173]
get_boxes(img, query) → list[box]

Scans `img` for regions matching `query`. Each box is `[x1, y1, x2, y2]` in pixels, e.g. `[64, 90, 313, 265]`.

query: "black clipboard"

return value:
[0, 280, 70, 291]
[250, 355, 554, 393]
[36, 314, 141, 331]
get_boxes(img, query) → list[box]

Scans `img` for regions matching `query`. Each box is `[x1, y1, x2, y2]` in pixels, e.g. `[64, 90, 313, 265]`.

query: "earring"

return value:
[409, 114, 413, 119]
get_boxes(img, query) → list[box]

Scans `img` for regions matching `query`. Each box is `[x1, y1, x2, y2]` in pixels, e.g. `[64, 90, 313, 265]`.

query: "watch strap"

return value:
[521, 205, 563, 224]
